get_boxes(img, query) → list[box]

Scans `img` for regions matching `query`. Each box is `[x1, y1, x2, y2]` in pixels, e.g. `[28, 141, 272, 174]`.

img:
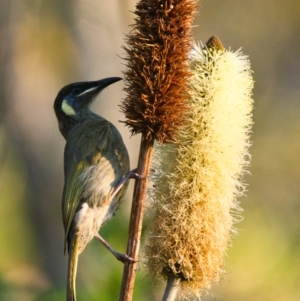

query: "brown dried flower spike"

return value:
[121, 0, 197, 143]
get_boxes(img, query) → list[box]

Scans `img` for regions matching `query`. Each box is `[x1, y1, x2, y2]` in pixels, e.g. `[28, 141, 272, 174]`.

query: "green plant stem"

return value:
[119, 135, 154, 301]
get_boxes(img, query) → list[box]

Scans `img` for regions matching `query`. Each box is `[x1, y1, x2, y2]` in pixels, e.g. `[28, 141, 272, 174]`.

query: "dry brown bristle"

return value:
[121, 0, 198, 143]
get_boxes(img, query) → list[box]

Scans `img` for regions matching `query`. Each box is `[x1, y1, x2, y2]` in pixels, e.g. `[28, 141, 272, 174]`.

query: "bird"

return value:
[54, 77, 132, 301]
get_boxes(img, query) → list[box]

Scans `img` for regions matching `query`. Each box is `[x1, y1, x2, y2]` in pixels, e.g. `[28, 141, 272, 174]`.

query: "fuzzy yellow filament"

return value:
[145, 37, 254, 297]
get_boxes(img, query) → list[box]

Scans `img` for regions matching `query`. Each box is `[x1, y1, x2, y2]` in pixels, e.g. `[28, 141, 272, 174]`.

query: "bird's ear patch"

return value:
[62, 99, 76, 116]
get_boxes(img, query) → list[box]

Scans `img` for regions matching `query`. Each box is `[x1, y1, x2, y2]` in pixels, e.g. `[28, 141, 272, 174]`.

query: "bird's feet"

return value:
[112, 250, 136, 264]
[111, 168, 145, 199]
[94, 233, 136, 264]
[128, 168, 145, 180]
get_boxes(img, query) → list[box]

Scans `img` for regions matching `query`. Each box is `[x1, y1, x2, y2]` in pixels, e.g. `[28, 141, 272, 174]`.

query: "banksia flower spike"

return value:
[119, 1, 197, 300]
[145, 36, 254, 299]
[121, 0, 197, 143]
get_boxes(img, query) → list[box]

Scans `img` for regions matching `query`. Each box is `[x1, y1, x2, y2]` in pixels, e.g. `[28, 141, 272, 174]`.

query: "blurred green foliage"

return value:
[0, 0, 299, 300]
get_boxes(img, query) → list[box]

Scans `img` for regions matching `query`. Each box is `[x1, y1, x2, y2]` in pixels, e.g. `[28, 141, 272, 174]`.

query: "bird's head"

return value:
[54, 77, 122, 139]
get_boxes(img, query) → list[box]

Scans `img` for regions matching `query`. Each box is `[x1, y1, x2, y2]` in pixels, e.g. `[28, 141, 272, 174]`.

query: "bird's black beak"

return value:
[95, 77, 122, 92]
[77, 77, 122, 98]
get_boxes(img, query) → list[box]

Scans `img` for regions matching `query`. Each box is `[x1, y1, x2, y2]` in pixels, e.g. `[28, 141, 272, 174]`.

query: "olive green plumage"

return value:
[54, 77, 130, 301]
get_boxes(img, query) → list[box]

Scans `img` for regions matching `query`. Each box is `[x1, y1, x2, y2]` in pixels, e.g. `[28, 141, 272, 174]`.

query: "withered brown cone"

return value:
[121, 0, 198, 143]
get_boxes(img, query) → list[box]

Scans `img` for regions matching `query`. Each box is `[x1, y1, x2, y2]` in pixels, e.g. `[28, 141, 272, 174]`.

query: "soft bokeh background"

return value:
[0, 0, 299, 300]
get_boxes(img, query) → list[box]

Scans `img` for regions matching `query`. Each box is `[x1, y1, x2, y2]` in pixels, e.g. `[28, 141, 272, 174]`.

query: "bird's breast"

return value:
[80, 155, 121, 206]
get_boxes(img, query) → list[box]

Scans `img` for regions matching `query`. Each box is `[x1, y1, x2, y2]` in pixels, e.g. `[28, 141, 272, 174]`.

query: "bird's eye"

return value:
[74, 87, 81, 95]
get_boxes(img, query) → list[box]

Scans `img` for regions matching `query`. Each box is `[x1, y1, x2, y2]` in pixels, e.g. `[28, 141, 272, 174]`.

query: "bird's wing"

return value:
[62, 120, 111, 243]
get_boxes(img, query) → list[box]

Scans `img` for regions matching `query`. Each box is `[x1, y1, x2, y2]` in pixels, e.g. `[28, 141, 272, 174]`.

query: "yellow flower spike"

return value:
[145, 36, 254, 298]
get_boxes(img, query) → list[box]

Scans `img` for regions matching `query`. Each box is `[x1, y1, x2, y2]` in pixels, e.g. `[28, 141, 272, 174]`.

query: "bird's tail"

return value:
[67, 234, 79, 301]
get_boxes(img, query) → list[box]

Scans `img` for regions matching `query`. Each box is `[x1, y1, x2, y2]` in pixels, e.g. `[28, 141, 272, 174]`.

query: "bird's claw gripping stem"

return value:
[129, 167, 145, 180]
[94, 233, 136, 263]
[111, 168, 144, 199]
[113, 252, 136, 264]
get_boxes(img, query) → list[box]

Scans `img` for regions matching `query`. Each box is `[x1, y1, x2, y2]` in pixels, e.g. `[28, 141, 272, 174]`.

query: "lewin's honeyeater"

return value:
[54, 77, 132, 301]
